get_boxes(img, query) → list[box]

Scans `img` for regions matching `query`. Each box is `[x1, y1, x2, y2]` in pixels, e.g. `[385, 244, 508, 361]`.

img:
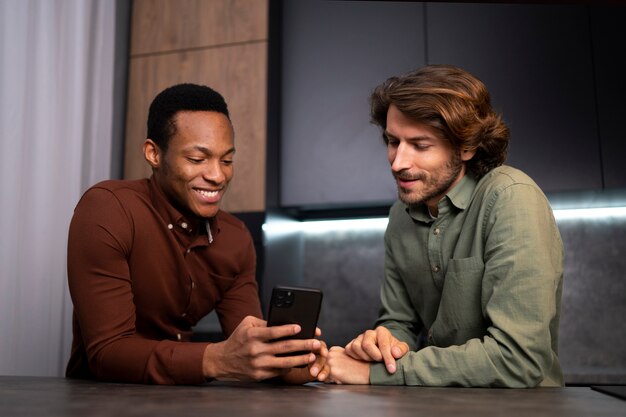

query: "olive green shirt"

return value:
[370, 166, 564, 387]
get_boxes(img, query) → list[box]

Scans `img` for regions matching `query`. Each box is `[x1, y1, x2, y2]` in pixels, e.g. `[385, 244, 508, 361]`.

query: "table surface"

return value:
[0, 376, 624, 417]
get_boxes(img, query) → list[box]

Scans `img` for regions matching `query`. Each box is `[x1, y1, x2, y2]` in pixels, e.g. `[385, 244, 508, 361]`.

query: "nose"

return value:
[202, 159, 226, 185]
[390, 142, 413, 174]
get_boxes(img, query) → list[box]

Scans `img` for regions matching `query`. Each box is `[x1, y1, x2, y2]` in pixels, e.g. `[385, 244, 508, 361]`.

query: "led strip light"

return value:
[263, 206, 626, 235]
[552, 206, 626, 221]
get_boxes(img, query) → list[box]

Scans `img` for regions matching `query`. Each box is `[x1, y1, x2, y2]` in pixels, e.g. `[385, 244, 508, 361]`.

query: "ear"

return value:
[461, 147, 477, 162]
[143, 139, 162, 169]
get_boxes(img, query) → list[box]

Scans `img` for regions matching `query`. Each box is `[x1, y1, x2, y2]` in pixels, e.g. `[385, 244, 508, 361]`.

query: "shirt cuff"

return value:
[369, 361, 406, 385]
[171, 342, 209, 384]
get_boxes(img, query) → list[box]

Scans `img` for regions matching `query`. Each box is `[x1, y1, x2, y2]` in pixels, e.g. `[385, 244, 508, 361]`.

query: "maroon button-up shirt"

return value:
[66, 176, 262, 384]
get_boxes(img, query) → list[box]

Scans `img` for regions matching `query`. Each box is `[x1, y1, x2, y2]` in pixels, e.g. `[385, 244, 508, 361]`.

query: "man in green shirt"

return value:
[321, 65, 564, 387]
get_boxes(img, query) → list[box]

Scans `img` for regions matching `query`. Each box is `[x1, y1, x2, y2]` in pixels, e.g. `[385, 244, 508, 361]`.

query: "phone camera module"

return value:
[274, 289, 295, 308]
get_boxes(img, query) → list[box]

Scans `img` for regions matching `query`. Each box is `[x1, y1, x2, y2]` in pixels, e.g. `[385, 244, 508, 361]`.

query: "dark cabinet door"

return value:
[590, 6, 626, 189]
[280, 0, 426, 207]
[426, 2, 602, 193]
[277, 2, 623, 209]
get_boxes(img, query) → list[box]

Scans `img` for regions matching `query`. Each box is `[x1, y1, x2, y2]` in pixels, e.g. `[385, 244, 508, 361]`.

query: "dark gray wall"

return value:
[557, 216, 626, 384]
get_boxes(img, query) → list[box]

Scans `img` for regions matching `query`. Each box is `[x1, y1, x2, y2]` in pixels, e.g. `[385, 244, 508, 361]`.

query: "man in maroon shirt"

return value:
[66, 84, 328, 384]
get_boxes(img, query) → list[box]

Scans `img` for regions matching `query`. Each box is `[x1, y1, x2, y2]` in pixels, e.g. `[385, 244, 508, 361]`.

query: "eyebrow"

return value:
[189, 145, 236, 157]
[383, 131, 437, 142]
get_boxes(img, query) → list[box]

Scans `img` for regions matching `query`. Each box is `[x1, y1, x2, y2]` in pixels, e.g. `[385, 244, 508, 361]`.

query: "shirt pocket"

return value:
[431, 256, 487, 346]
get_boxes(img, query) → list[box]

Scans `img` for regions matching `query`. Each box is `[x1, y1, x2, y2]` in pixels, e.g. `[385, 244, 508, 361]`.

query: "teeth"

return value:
[196, 189, 218, 197]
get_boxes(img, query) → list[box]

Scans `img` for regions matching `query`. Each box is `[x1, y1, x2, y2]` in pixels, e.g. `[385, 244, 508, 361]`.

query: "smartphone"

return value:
[267, 286, 323, 357]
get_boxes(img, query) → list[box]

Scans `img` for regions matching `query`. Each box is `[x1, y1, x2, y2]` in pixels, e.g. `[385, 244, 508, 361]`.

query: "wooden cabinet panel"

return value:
[124, 43, 267, 213]
[131, 0, 267, 55]
[426, 3, 602, 193]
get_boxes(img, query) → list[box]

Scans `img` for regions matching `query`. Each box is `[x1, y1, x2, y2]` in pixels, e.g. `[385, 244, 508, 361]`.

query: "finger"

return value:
[271, 338, 321, 356]
[310, 342, 328, 375]
[254, 323, 302, 341]
[347, 344, 371, 362]
[345, 335, 373, 362]
[345, 338, 362, 359]
[373, 333, 394, 372]
[314, 340, 328, 357]
[315, 327, 322, 337]
[316, 363, 331, 382]
[345, 339, 353, 351]
[344, 339, 358, 358]
[309, 354, 325, 377]
[360, 330, 383, 362]
[391, 342, 410, 359]
[379, 344, 397, 374]
[270, 352, 316, 370]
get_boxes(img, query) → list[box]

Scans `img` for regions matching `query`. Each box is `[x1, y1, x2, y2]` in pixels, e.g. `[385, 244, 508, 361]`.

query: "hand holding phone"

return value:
[267, 286, 323, 357]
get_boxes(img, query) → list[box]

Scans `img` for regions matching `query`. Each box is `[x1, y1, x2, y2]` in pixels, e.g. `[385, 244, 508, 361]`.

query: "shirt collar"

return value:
[446, 173, 477, 211]
[406, 174, 477, 223]
[148, 175, 220, 240]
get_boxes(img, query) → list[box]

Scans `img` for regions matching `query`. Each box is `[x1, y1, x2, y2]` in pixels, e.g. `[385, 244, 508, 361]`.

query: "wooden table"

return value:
[0, 376, 624, 417]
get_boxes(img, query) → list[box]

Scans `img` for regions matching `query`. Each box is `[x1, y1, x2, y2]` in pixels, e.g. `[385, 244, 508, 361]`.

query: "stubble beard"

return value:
[396, 152, 463, 209]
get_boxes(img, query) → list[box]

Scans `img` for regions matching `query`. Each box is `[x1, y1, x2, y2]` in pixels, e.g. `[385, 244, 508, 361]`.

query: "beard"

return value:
[394, 151, 463, 208]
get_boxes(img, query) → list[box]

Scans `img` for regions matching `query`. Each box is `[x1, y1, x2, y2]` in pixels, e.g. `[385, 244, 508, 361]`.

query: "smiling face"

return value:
[144, 110, 235, 219]
[385, 105, 474, 214]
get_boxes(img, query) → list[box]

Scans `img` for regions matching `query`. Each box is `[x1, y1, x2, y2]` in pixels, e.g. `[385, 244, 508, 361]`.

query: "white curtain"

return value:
[0, 0, 117, 376]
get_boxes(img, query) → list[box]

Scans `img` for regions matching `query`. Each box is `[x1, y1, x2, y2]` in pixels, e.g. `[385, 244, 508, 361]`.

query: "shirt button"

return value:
[181, 222, 188, 229]
[433, 228, 440, 236]
[186, 249, 191, 254]
[167, 224, 173, 230]
[432, 265, 440, 273]
[176, 333, 181, 341]
[181, 313, 187, 318]
[191, 281, 195, 289]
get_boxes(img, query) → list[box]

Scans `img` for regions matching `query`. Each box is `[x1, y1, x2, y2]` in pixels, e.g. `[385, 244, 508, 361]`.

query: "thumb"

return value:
[391, 342, 409, 359]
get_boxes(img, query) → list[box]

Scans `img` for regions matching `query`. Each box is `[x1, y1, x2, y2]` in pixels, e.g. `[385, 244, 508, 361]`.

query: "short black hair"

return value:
[147, 83, 230, 151]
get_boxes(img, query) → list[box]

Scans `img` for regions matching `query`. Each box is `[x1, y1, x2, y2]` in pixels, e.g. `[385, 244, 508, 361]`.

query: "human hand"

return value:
[202, 316, 321, 381]
[318, 346, 370, 384]
[282, 328, 329, 384]
[344, 326, 409, 374]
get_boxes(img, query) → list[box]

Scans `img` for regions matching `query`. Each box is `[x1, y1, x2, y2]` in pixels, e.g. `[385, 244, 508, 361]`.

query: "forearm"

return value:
[90, 338, 208, 385]
[370, 333, 557, 387]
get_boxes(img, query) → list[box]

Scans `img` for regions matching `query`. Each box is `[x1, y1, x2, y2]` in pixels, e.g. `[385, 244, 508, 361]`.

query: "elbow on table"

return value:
[497, 352, 551, 388]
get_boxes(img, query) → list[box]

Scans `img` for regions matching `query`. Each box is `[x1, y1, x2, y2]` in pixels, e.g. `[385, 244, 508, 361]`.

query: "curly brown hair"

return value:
[370, 64, 510, 178]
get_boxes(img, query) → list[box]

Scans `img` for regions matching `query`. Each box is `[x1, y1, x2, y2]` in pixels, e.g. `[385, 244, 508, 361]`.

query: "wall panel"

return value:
[279, 0, 425, 208]
[125, 0, 267, 213]
[590, 6, 626, 189]
[131, 0, 267, 55]
[426, 3, 601, 193]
